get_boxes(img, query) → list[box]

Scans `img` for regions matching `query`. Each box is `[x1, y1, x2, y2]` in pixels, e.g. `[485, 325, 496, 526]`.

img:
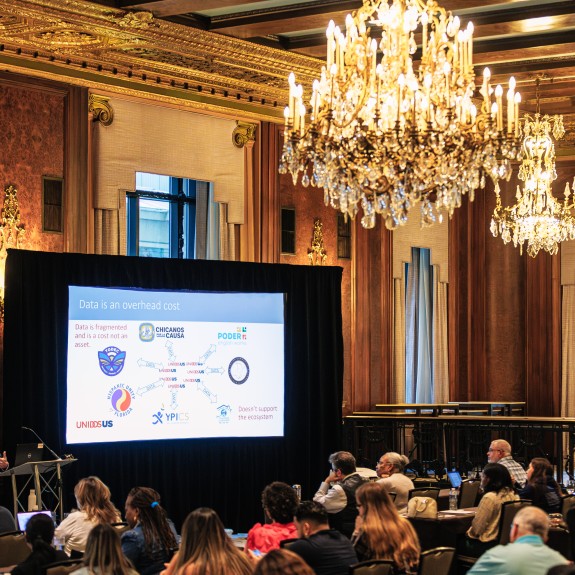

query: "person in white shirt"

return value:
[375, 452, 414, 513]
[55, 476, 121, 556]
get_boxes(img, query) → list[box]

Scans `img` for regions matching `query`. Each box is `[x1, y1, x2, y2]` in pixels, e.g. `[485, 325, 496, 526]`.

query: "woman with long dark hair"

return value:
[246, 482, 298, 554]
[351, 482, 420, 574]
[12, 513, 68, 575]
[463, 462, 519, 556]
[55, 476, 122, 556]
[161, 508, 252, 575]
[519, 457, 562, 513]
[75, 524, 137, 575]
[121, 487, 179, 575]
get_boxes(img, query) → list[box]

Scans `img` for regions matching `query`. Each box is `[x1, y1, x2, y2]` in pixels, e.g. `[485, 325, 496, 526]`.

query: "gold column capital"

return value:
[89, 94, 114, 126]
[232, 121, 257, 148]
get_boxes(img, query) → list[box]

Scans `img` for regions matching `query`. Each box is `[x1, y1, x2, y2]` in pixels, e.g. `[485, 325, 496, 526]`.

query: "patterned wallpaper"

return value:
[0, 82, 65, 254]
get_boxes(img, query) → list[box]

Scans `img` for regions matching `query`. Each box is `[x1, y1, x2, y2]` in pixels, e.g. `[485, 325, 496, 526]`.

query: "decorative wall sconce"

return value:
[0, 184, 26, 321]
[308, 218, 327, 266]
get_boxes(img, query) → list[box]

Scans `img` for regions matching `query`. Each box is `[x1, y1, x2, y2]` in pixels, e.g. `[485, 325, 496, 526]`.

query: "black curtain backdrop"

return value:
[2, 249, 343, 532]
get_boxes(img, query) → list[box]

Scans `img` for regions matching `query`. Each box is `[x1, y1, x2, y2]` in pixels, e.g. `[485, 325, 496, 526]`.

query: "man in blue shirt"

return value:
[468, 506, 568, 575]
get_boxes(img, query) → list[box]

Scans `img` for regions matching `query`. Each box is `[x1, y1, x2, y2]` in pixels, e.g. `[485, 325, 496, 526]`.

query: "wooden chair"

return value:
[44, 558, 83, 575]
[349, 559, 394, 575]
[458, 481, 480, 509]
[418, 547, 455, 575]
[0, 531, 31, 568]
[112, 521, 131, 534]
[409, 487, 441, 501]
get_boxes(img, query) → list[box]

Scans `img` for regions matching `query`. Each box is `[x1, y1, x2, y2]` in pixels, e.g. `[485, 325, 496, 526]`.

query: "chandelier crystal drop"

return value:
[278, 0, 521, 230]
[490, 81, 575, 257]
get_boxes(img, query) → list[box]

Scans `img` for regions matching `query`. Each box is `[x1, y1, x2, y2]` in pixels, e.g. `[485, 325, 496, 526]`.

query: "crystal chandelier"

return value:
[279, 0, 522, 230]
[490, 79, 575, 257]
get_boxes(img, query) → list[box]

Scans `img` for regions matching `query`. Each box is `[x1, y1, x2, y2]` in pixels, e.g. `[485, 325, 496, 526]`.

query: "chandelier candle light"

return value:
[491, 79, 575, 257]
[279, 0, 521, 229]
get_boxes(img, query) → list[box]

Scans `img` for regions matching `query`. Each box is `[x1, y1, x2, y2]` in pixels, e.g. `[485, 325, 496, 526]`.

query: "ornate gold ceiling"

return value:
[0, 0, 573, 154]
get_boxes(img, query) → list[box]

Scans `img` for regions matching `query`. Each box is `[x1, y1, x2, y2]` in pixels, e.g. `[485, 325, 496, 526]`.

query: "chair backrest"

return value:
[350, 559, 394, 575]
[408, 487, 441, 501]
[112, 521, 131, 534]
[44, 559, 83, 575]
[561, 494, 575, 518]
[0, 531, 31, 567]
[418, 547, 456, 575]
[497, 499, 531, 545]
[388, 492, 397, 502]
[0, 506, 17, 534]
[458, 480, 481, 509]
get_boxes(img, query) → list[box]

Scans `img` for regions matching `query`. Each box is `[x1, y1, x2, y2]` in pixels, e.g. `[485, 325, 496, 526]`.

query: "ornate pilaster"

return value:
[232, 121, 257, 148]
[89, 94, 114, 126]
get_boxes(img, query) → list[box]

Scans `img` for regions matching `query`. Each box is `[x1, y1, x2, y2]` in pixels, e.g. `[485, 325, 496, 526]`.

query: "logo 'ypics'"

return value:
[139, 323, 154, 342]
[98, 346, 126, 376]
[107, 384, 135, 418]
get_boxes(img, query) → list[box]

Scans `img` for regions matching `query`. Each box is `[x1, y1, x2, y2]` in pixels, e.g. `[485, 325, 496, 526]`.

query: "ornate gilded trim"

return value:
[232, 121, 257, 148]
[89, 93, 114, 126]
[308, 218, 327, 266]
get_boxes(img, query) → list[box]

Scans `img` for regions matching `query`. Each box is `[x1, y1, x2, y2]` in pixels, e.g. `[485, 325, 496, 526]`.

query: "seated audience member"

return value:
[462, 463, 519, 557]
[352, 482, 420, 574]
[246, 482, 298, 554]
[74, 524, 138, 575]
[0, 505, 16, 533]
[487, 439, 527, 488]
[375, 452, 414, 513]
[518, 458, 562, 514]
[253, 549, 314, 575]
[55, 476, 122, 556]
[313, 451, 368, 538]
[468, 506, 568, 575]
[121, 487, 179, 575]
[161, 507, 252, 575]
[289, 501, 357, 575]
[12, 513, 68, 575]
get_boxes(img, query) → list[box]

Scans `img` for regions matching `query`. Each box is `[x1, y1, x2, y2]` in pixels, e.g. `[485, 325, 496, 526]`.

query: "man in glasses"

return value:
[487, 439, 527, 488]
[313, 451, 368, 538]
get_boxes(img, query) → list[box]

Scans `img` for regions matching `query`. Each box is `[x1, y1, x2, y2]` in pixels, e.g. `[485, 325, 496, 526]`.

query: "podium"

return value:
[0, 459, 76, 522]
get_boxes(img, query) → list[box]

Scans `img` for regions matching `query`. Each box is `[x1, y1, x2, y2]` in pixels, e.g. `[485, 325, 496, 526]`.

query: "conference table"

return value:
[409, 509, 571, 560]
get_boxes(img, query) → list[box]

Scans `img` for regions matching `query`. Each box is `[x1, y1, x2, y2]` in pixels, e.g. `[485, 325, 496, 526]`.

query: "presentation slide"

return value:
[66, 286, 285, 444]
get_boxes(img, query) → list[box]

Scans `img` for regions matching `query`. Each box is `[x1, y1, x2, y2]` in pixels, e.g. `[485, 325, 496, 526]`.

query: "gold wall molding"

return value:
[232, 122, 257, 148]
[88, 93, 113, 126]
[308, 219, 327, 266]
[0, 0, 321, 120]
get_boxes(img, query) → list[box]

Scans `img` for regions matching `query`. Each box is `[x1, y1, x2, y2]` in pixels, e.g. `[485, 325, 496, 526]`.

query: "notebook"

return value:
[14, 443, 46, 467]
[446, 469, 463, 489]
[17, 510, 54, 531]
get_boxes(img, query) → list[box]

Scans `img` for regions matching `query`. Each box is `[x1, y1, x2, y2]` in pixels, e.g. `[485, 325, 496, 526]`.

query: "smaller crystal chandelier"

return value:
[491, 79, 575, 257]
[279, 0, 521, 230]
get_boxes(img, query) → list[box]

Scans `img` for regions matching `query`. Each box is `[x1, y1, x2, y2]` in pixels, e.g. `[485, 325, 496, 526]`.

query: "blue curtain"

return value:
[405, 247, 434, 403]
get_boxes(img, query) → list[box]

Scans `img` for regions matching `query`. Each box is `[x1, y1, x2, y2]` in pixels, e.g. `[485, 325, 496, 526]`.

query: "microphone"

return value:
[21, 426, 61, 461]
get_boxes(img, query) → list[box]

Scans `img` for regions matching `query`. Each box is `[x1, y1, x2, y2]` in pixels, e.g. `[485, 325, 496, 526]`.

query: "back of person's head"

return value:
[513, 506, 549, 539]
[381, 452, 409, 473]
[354, 482, 419, 569]
[75, 476, 119, 524]
[26, 513, 55, 545]
[529, 458, 553, 483]
[492, 439, 512, 456]
[482, 463, 513, 493]
[84, 524, 133, 575]
[126, 487, 176, 552]
[356, 481, 396, 518]
[175, 508, 252, 575]
[294, 501, 329, 527]
[262, 482, 298, 524]
[253, 549, 314, 575]
[328, 451, 356, 476]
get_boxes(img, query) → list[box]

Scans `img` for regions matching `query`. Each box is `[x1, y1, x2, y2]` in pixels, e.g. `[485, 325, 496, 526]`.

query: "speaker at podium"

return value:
[0, 430, 76, 523]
